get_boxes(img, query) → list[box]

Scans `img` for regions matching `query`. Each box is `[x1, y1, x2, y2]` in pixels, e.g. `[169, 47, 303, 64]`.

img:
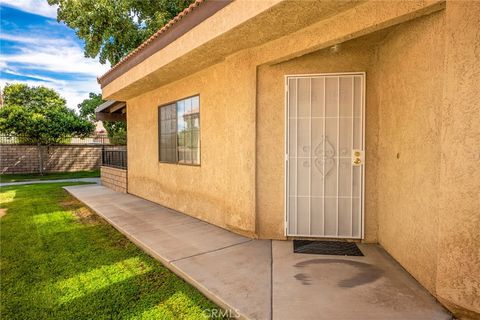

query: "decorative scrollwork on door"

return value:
[313, 135, 335, 178]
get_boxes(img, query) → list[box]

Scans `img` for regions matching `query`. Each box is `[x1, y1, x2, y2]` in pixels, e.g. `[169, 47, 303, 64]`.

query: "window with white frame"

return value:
[158, 95, 200, 165]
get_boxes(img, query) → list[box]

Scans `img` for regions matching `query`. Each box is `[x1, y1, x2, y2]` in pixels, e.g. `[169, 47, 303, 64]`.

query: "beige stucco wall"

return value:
[103, 0, 444, 101]
[436, 1, 480, 318]
[255, 12, 448, 286]
[115, 2, 480, 317]
[126, 53, 258, 237]
[373, 10, 446, 295]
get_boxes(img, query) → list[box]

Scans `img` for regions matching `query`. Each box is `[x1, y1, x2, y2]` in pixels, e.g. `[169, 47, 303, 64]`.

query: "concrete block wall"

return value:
[0, 144, 102, 174]
[100, 166, 127, 193]
[44, 146, 101, 172]
[0, 145, 39, 174]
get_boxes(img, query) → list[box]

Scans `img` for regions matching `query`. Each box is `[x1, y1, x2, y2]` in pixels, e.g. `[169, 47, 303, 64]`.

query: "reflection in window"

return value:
[177, 96, 200, 165]
[158, 96, 200, 165]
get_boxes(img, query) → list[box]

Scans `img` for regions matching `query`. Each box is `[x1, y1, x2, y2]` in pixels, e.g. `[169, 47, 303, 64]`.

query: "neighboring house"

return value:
[96, 0, 479, 318]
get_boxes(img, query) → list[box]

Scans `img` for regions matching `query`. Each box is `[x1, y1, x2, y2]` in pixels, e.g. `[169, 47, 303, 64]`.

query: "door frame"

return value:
[284, 72, 366, 239]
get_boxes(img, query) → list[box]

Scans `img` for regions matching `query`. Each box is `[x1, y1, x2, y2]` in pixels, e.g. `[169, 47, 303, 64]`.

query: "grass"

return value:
[0, 170, 100, 183]
[0, 182, 223, 319]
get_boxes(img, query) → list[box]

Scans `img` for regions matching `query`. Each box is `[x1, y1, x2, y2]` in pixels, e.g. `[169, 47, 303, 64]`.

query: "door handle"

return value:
[352, 150, 364, 166]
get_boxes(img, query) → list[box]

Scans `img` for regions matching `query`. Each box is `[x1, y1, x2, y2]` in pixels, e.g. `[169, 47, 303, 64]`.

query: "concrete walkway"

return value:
[65, 184, 451, 320]
[0, 177, 100, 187]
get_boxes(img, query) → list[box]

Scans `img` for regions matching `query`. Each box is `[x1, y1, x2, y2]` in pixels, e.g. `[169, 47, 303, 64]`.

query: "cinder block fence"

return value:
[0, 144, 102, 174]
[100, 146, 127, 193]
[100, 166, 127, 193]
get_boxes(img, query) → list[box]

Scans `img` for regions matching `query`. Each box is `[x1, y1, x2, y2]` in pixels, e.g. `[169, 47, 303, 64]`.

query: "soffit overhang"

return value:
[101, 0, 362, 100]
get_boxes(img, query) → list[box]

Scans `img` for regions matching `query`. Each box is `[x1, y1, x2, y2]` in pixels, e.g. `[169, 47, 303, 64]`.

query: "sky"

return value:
[0, 0, 111, 109]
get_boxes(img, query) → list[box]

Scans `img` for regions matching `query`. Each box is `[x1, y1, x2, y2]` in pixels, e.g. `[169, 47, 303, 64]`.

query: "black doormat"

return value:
[293, 240, 364, 256]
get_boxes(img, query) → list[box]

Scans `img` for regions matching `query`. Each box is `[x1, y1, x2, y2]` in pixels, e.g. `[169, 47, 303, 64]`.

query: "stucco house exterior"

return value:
[96, 0, 479, 318]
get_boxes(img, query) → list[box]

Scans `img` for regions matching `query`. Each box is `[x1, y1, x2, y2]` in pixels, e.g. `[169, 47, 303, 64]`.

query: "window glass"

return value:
[159, 103, 177, 163]
[159, 96, 200, 165]
[177, 96, 200, 165]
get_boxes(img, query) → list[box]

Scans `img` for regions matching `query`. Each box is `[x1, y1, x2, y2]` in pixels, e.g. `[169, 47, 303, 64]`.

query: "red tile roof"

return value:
[97, 0, 206, 83]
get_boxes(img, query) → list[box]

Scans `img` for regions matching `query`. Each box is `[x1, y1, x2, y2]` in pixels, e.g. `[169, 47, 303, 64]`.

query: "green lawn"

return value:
[0, 183, 222, 319]
[0, 170, 100, 183]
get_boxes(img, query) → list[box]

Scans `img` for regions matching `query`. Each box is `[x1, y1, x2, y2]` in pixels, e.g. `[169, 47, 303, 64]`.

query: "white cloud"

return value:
[0, 33, 68, 45]
[3, 68, 64, 84]
[2, 0, 58, 19]
[0, 34, 110, 76]
[0, 31, 111, 109]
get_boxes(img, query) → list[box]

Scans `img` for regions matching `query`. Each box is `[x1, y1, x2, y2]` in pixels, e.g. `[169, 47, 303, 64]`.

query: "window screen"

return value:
[159, 96, 200, 165]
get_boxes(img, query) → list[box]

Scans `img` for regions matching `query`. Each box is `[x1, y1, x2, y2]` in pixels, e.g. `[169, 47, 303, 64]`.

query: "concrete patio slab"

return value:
[131, 221, 251, 262]
[64, 184, 266, 318]
[272, 241, 451, 320]
[65, 185, 250, 262]
[173, 240, 272, 320]
[64, 185, 451, 320]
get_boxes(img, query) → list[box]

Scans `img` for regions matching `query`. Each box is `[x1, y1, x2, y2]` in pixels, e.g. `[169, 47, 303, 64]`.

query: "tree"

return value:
[77, 93, 127, 145]
[104, 122, 127, 145]
[48, 0, 193, 65]
[0, 84, 94, 174]
[78, 92, 102, 122]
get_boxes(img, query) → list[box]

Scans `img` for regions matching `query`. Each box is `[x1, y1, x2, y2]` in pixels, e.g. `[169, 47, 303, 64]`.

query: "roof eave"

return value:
[97, 0, 232, 88]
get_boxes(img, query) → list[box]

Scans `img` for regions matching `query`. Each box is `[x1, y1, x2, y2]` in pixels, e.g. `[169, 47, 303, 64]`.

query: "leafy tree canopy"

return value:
[78, 92, 103, 122]
[104, 121, 127, 145]
[0, 84, 94, 144]
[3, 83, 66, 109]
[48, 0, 193, 65]
[77, 92, 127, 145]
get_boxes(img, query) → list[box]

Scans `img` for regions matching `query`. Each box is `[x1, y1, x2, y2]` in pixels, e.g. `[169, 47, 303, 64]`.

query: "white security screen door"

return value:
[286, 73, 365, 238]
